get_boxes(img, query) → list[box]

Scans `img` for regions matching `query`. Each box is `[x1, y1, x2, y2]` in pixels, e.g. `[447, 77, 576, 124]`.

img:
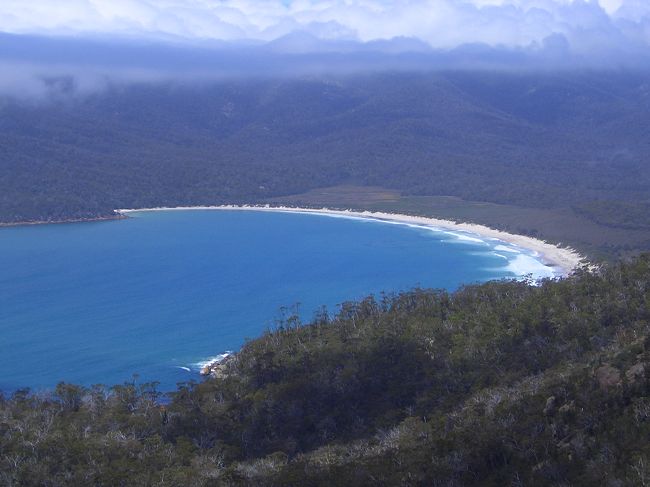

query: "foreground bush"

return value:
[2, 256, 649, 485]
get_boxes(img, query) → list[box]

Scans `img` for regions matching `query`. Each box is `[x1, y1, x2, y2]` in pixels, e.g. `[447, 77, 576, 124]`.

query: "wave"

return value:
[293, 209, 556, 279]
[288, 210, 491, 243]
[441, 231, 488, 244]
[494, 244, 521, 253]
[194, 351, 233, 370]
[504, 254, 556, 280]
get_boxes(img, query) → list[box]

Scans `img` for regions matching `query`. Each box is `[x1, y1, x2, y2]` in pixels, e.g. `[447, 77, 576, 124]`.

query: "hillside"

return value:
[2, 70, 650, 256]
[1, 255, 649, 485]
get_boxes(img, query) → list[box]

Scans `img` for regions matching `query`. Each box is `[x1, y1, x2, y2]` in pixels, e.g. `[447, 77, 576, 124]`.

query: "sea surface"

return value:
[0, 210, 556, 392]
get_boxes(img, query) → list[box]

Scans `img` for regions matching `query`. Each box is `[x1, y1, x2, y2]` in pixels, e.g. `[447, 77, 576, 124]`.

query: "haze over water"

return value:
[0, 210, 554, 392]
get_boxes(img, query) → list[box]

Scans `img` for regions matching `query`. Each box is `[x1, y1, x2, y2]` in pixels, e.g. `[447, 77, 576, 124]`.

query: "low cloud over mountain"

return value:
[1, 0, 649, 53]
[1, 1, 650, 99]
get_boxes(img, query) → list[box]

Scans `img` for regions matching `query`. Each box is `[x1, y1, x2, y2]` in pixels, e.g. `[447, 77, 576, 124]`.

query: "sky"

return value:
[1, 1, 649, 99]
[0, 0, 649, 52]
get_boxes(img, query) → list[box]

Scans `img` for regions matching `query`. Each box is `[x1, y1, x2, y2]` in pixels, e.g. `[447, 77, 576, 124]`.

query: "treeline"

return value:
[2, 71, 650, 241]
[1, 255, 649, 485]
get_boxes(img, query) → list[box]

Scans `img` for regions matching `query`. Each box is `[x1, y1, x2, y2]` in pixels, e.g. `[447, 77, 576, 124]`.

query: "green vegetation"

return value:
[2, 71, 650, 257]
[2, 255, 649, 485]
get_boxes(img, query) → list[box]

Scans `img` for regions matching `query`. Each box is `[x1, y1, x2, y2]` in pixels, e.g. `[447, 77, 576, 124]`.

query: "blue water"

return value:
[0, 210, 553, 392]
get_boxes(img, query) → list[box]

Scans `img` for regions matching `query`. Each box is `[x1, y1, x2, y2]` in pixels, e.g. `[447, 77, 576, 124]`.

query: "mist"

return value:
[2, 0, 650, 100]
[1, 30, 649, 101]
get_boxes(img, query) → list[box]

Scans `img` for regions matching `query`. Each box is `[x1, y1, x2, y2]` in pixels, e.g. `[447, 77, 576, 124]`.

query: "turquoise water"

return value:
[0, 210, 554, 392]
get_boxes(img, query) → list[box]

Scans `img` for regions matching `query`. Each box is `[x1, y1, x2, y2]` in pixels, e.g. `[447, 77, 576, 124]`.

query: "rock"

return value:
[625, 362, 647, 383]
[210, 362, 231, 379]
[595, 364, 621, 390]
[200, 354, 235, 378]
[543, 396, 557, 416]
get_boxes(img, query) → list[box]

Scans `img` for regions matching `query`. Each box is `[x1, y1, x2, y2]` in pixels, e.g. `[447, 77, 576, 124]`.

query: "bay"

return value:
[0, 210, 553, 392]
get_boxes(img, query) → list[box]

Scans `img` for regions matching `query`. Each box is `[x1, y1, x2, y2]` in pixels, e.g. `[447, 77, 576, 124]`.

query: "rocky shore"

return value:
[199, 353, 235, 379]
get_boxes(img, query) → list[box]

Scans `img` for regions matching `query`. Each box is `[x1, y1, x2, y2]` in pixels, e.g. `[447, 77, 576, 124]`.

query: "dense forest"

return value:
[1, 255, 649, 485]
[2, 70, 650, 253]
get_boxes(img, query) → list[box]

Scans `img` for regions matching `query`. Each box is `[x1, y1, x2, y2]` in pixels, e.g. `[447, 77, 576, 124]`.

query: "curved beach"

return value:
[117, 205, 586, 277]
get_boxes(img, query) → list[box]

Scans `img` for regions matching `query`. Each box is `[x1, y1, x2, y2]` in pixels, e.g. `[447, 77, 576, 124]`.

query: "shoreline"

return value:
[117, 205, 586, 276]
[0, 214, 125, 228]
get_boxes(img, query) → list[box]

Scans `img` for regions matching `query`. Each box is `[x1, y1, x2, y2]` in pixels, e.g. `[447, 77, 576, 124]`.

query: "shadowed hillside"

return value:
[1, 255, 649, 485]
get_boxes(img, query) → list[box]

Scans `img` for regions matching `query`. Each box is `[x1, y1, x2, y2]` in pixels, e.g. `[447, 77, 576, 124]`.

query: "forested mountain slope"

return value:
[1, 255, 649, 485]
[2, 71, 650, 238]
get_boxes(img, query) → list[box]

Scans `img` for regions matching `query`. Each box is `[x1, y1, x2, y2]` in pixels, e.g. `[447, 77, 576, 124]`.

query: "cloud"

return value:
[0, 60, 175, 101]
[1, 0, 650, 101]
[1, 0, 650, 55]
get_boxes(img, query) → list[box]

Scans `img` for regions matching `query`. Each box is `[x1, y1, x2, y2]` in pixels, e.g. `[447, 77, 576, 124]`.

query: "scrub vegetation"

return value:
[2, 255, 649, 485]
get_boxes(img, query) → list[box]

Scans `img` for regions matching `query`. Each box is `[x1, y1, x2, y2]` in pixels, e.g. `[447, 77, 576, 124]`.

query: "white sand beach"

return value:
[117, 205, 586, 277]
